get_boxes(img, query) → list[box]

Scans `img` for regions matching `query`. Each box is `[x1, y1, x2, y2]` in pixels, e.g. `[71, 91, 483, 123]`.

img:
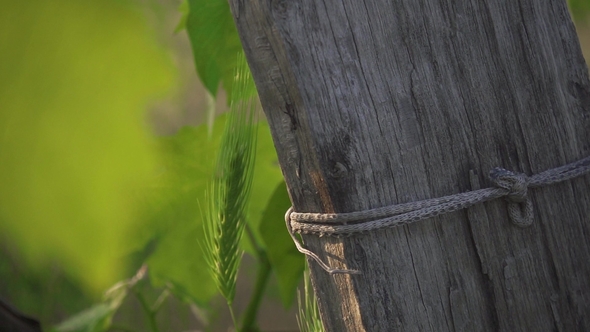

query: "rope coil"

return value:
[286, 155, 590, 274]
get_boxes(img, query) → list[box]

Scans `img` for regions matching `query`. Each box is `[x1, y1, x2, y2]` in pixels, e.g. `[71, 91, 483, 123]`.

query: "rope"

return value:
[286, 155, 590, 274]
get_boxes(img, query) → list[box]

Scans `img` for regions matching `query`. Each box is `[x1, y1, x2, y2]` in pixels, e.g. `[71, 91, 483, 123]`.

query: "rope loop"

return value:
[489, 167, 533, 227]
[507, 199, 534, 228]
[284, 207, 360, 275]
[285, 155, 590, 274]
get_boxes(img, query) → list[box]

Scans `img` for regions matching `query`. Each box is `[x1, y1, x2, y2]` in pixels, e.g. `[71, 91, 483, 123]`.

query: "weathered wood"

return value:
[229, 0, 590, 330]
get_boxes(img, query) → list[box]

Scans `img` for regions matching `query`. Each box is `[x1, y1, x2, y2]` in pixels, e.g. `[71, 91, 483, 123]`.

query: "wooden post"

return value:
[229, 0, 590, 330]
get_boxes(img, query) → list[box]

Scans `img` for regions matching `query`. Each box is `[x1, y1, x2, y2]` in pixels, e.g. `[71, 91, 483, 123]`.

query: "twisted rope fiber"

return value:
[285, 155, 590, 274]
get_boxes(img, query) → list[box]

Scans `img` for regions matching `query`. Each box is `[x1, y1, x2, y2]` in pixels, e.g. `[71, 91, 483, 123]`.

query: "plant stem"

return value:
[240, 227, 272, 332]
[134, 289, 159, 332]
[245, 223, 262, 254]
[228, 305, 239, 331]
[151, 289, 170, 313]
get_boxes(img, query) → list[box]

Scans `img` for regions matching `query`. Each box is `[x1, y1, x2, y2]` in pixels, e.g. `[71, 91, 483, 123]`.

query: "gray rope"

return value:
[285, 207, 360, 275]
[286, 155, 590, 273]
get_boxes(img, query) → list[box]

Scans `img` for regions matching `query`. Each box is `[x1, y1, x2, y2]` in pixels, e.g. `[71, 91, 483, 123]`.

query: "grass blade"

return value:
[297, 268, 326, 332]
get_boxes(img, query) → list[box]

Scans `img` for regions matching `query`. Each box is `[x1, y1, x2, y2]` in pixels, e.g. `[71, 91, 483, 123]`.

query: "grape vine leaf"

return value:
[259, 182, 305, 308]
[145, 120, 224, 305]
[246, 119, 285, 252]
[185, 0, 243, 99]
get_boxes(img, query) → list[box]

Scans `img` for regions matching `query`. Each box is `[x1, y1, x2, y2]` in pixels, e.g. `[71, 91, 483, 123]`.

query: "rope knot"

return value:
[489, 167, 533, 227]
[490, 167, 529, 202]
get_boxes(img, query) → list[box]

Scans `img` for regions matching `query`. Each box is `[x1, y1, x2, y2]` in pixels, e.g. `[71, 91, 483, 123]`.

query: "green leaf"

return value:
[146, 119, 227, 305]
[53, 304, 112, 332]
[175, 0, 190, 33]
[145, 110, 283, 306]
[259, 182, 305, 308]
[243, 122, 285, 252]
[186, 0, 243, 98]
[53, 273, 133, 332]
[0, 0, 175, 294]
[144, 55, 280, 306]
[569, 0, 590, 21]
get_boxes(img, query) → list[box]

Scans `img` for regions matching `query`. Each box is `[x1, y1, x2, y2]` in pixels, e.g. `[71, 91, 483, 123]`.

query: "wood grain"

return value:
[229, 0, 590, 330]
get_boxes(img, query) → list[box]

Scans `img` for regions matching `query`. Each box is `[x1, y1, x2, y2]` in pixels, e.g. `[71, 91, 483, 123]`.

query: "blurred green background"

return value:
[1, 0, 590, 331]
[0, 0, 295, 331]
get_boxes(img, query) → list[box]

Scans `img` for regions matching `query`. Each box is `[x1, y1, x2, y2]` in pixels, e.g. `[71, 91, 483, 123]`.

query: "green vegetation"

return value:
[297, 270, 325, 332]
[203, 53, 258, 328]
[2, 0, 589, 331]
[0, 0, 305, 331]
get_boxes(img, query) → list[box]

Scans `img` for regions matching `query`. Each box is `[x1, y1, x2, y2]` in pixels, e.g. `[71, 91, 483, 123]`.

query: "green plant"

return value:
[203, 52, 258, 328]
[9, 0, 590, 331]
[297, 268, 326, 332]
